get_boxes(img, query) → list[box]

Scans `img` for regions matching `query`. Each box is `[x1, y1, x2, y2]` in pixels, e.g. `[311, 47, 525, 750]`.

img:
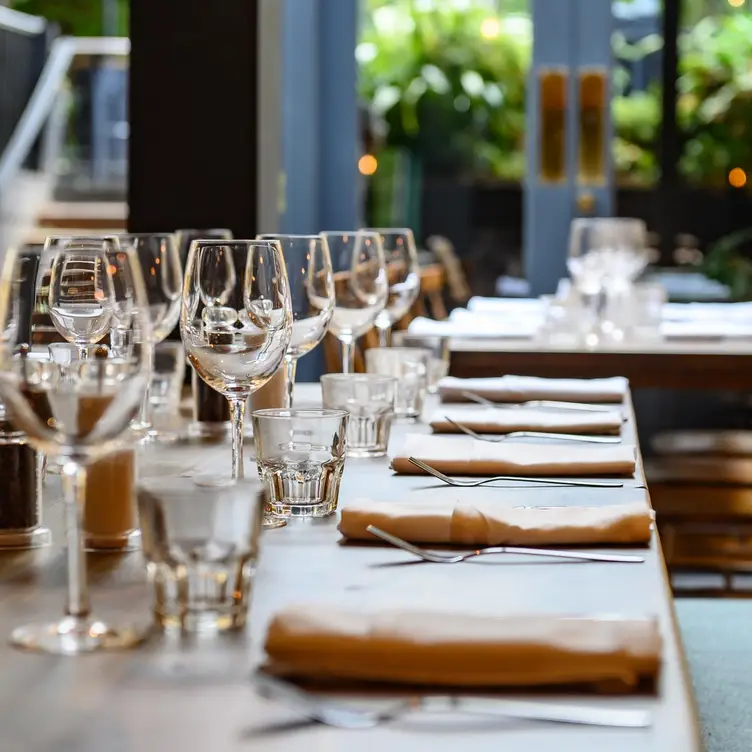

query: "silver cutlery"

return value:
[445, 417, 621, 445]
[408, 457, 624, 488]
[254, 674, 651, 729]
[367, 525, 644, 564]
[459, 391, 617, 413]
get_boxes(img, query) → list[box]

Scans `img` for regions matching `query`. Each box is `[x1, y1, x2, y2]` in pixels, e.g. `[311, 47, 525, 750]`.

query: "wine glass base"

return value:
[262, 516, 287, 529]
[11, 615, 150, 655]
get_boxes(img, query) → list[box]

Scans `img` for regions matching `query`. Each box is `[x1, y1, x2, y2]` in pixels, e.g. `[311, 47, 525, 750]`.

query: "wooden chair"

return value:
[646, 430, 752, 595]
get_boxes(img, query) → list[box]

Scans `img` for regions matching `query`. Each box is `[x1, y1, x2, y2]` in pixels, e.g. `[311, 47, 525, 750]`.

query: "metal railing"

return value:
[0, 34, 129, 255]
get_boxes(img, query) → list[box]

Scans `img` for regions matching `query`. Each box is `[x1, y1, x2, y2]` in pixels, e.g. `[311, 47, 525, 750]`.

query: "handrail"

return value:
[0, 6, 46, 35]
[0, 36, 130, 189]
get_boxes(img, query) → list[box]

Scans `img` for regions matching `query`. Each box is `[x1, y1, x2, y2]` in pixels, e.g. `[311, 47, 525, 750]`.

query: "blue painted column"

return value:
[524, 0, 614, 295]
[280, 0, 360, 378]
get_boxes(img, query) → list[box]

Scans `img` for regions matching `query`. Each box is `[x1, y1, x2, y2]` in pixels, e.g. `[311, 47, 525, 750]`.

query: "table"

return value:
[0, 385, 701, 752]
[450, 337, 752, 391]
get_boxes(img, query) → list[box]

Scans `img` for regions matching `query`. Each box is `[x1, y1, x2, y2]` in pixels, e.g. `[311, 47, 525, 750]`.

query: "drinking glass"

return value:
[363, 227, 420, 346]
[0, 244, 152, 654]
[138, 475, 264, 632]
[47, 240, 116, 358]
[257, 234, 335, 408]
[365, 347, 431, 419]
[320, 231, 388, 373]
[252, 408, 348, 518]
[118, 233, 182, 437]
[391, 333, 449, 393]
[321, 373, 396, 457]
[151, 341, 186, 414]
[181, 239, 292, 503]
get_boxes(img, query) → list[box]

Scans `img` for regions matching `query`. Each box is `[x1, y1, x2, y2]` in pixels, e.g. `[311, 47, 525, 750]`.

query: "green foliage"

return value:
[678, 13, 752, 185]
[10, 0, 129, 36]
[360, 0, 752, 189]
[702, 228, 752, 299]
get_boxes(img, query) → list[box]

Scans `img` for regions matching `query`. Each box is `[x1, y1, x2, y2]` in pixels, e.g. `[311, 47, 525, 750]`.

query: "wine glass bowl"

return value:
[320, 230, 388, 373]
[364, 227, 420, 346]
[257, 234, 335, 407]
[46, 241, 116, 358]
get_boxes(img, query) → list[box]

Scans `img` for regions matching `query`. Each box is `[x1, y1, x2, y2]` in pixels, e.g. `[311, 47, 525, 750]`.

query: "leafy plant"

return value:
[10, 0, 129, 37]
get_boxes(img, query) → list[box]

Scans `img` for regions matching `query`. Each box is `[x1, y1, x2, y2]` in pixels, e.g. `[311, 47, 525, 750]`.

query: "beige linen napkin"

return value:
[391, 434, 636, 476]
[439, 375, 628, 404]
[264, 607, 661, 689]
[338, 499, 653, 545]
[430, 405, 623, 435]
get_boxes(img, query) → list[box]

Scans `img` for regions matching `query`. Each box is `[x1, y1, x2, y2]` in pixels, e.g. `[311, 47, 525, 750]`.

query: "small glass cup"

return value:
[627, 282, 666, 342]
[364, 347, 431, 420]
[321, 374, 396, 457]
[138, 475, 265, 632]
[150, 341, 186, 415]
[391, 333, 449, 393]
[252, 408, 348, 519]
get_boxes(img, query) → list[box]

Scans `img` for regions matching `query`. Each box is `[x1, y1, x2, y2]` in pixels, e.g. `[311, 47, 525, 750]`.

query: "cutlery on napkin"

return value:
[338, 500, 654, 546]
[439, 375, 628, 404]
[263, 607, 661, 690]
[429, 405, 623, 435]
[390, 434, 636, 477]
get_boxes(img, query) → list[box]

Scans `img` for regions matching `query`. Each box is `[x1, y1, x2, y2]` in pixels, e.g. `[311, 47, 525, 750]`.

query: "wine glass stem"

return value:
[228, 397, 246, 479]
[341, 338, 354, 374]
[76, 345, 88, 360]
[378, 326, 390, 347]
[60, 460, 90, 619]
[283, 355, 297, 409]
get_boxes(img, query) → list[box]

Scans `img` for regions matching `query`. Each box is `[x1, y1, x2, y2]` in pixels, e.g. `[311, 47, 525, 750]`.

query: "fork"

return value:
[367, 525, 645, 564]
[445, 417, 621, 444]
[254, 673, 652, 729]
[408, 456, 624, 488]
[460, 391, 617, 413]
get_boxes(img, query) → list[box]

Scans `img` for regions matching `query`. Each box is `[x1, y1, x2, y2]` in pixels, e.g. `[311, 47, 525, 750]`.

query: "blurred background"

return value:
[3, 0, 752, 301]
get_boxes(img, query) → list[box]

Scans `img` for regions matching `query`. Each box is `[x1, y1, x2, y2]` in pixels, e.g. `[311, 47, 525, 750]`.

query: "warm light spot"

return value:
[728, 0, 745, 7]
[480, 17, 501, 39]
[108, 265, 118, 275]
[358, 154, 378, 176]
[729, 167, 747, 188]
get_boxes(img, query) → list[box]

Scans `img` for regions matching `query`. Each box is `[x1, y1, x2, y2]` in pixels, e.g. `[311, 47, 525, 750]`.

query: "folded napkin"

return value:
[430, 405, 622, 435]
[391, 434, 636, 477]
[264, 607, 661, 689]
[439, 375, 628, 404]
[338, 499, 653, 545]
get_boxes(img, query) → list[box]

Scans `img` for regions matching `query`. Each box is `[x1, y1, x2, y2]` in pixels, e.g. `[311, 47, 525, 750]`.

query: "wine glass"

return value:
[0, 243, 152, 654]
[181, 239, 292, 482]
[46, 239, 116, 358]
[363, 228, 420, 346]
[118, 233, 182, 437]
[319, 231, 388, 373]
[257, 234, 334, 407]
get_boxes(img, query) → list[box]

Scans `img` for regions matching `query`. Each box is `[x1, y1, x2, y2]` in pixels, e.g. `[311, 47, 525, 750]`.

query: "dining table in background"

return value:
[449, 336, 752, 392]
[0, 385, 701, 752]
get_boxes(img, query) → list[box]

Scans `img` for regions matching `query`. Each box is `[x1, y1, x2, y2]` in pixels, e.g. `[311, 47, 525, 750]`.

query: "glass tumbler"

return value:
[321, 374, 396, 457]
[364, 347, 431, 420]
[252, 408, 348, 519]
[392, 333, 449, 393]
[150, 341, 186, 415]
[138, 476, 265, 632]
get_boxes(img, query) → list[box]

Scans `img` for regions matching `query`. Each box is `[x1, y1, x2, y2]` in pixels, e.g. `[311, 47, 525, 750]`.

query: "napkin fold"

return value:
[264, 607, 661, 689]
[439, 375, 628, 404]
[338, 499, 653, 546]
[391, 434, 636, 476]
[430, 405, 622, 435]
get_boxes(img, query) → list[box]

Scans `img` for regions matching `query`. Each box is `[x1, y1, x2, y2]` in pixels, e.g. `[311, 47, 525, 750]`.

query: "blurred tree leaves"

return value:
[10, 0, 128, 36]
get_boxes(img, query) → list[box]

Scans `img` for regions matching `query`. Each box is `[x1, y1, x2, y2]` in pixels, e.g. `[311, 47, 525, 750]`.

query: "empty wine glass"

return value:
[257, 234, 334, 407]
[47, 239, 116, 358]
[118, 233, 182, 437]
[363, 227, 420, 346]
[320, 231, 388, 373]
[181, 239, 292, 484]
[0, 244, 152, 654]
